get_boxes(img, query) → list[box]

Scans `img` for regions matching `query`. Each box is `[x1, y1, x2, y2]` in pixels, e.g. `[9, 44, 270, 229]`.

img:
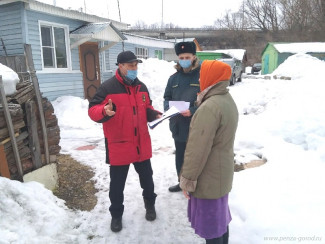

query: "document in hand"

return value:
[148, 106, 180, 129]
[169, 101, 190, 112]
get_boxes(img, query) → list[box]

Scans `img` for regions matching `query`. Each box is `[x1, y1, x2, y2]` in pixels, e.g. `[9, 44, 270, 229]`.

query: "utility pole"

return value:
[116, 0, 124, 51]
[161, 0, 164, 29]
[117, 0, 122, 22]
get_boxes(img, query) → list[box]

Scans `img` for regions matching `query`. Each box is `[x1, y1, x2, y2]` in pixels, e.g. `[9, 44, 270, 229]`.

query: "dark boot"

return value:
[110, 217, 122, 232]
[168, 184, 181, 192]
[144, 199, 156, 221]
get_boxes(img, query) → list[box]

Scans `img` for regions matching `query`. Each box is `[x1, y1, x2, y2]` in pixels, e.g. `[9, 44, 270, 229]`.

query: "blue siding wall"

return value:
[24, 9, 85, 101]
[38, 72, 84, 101]
[0, 2, 24, 56]
[109, 42, 164, 76]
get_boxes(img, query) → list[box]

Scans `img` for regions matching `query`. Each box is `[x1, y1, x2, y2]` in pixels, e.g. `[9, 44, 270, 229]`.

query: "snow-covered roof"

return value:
[273, 42, 325, 53]
[123, 33, 174, 49]
[198, 49, 246, 61]
[175, 38, 195, 43]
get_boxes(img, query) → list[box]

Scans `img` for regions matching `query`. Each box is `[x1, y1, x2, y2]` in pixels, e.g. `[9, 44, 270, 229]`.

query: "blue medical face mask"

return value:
[179, 59, 192, 69]
[126, 69, 138, 81]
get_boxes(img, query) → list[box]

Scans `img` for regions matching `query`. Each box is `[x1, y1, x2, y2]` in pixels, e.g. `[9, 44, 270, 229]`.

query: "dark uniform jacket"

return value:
[163, 59, 201, 142]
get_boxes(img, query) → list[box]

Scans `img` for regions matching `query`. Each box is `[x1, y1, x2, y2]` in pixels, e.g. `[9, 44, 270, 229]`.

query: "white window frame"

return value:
[38, 21, 72, 72]
[135, 47, 148, 59]
[100, 41, 110, 72]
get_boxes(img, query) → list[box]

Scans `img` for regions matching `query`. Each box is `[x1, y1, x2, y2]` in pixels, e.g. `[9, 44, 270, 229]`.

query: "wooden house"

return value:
[0, 0, 175, 101]
[261, 42, 325, 74]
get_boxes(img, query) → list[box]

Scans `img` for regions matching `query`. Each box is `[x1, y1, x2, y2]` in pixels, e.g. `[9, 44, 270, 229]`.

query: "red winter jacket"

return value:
[88, 70, 160, 165]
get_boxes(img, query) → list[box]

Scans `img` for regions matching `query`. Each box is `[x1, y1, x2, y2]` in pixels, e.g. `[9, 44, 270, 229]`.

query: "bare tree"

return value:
[214, 9, 246, 30]
[132, 20, 148, 30]
[312, 0, 325, 33]
[243, 0, 281, 32]
[279, 0, 314, 33]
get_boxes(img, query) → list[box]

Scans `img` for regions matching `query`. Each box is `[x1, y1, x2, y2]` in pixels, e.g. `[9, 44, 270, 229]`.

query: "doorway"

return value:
[79, 42, 101, 100]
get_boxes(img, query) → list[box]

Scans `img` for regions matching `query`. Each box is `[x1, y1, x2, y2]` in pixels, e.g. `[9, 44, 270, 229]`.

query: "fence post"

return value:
[24, 44, 50, 165]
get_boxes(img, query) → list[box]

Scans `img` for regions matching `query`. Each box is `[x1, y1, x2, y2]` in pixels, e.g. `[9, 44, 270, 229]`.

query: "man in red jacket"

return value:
[88, 51, 161, 232]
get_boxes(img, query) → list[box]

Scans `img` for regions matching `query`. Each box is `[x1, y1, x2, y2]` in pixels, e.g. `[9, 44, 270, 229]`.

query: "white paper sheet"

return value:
[169, 101, 190, 112]
[148, 106, 180, 129]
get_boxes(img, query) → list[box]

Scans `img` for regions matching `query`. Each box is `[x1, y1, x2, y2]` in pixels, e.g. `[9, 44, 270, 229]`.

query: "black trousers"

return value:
[109, 159, 157, 218]
[174, 140, 187, 177]
[206, 226, 229, 244]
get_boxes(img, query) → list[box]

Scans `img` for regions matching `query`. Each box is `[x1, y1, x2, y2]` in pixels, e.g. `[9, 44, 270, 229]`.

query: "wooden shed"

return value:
[261, 42, 325, 74]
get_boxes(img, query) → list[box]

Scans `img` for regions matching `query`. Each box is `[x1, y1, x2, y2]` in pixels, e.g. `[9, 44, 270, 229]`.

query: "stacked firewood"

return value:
[0, 81, 60, 180]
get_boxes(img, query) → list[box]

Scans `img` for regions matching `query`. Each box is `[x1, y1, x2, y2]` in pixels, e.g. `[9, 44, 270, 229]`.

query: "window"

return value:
[40, 24, 68, 69]
[135, 47, 148, 59]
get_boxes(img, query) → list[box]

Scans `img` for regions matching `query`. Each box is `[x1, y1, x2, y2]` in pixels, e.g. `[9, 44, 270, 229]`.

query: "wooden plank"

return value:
[0, 120, 25, 139]
[0, 144, 11, 178]
[25, 100, 42, 169]
[0, 133, 19, 145]
[0, 75, 23, 180]
[24, 44, 50, 165]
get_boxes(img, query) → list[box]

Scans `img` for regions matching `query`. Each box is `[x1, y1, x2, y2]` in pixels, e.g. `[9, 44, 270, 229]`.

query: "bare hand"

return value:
[181, 109, 191, 117]
[183, 190, 190, 199]
[104, 99, 116, 116]
[156, 114, 162, 119]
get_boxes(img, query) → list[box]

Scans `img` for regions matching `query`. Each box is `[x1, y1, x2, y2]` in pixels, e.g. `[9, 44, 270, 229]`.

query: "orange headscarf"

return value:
[199, 60, 232, 92]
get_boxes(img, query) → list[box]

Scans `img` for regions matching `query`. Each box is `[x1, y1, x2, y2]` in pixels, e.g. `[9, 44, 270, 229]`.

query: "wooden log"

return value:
[0, 120, 25, 140]
[26, 100, 42, 169]
[21, 158, 33, 173]
[0, 103, 23, 116]
[9, 84, 35, 104]
[16, 81, 31, 90]
[46, 116, 58, 128]
[39, 136, 60, 147]
[5, 145, 31, 164]
[0, 113, 24, 128]
[0, 103, 24, 128]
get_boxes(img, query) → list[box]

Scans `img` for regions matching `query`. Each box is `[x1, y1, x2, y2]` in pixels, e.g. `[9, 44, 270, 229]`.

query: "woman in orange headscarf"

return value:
[180, 60, 239, 244]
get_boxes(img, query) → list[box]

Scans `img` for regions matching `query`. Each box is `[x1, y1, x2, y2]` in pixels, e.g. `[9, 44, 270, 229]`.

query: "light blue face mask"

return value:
[126, 70, 138, 81]
[179, 59, 192, 69]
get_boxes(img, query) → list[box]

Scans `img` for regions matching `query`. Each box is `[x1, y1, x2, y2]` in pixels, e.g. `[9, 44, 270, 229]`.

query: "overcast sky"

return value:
[38, 0, 243, 28]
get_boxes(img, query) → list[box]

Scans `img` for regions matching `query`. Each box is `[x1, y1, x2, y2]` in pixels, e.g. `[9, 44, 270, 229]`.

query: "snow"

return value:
[0, 63, 19, 96]
[198, 49, 246, 61]
[213, 49, 246, 61]
[1, 54, 325, 243]
[274, 42, 325, 53]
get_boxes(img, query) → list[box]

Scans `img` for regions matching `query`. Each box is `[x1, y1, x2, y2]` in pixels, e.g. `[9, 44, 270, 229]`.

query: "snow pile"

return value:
[272, 53, 325, 79]
[0, 63, 19, 95]
[138, 57, 176, 111]
[0, 177, 79, 243]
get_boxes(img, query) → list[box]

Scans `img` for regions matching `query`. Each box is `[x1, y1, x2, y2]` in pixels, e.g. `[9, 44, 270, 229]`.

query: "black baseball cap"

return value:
[116, 51, 143, 65]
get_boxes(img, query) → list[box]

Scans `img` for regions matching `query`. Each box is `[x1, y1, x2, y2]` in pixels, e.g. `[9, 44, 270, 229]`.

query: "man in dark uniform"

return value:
[163, 41, 201, 192]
